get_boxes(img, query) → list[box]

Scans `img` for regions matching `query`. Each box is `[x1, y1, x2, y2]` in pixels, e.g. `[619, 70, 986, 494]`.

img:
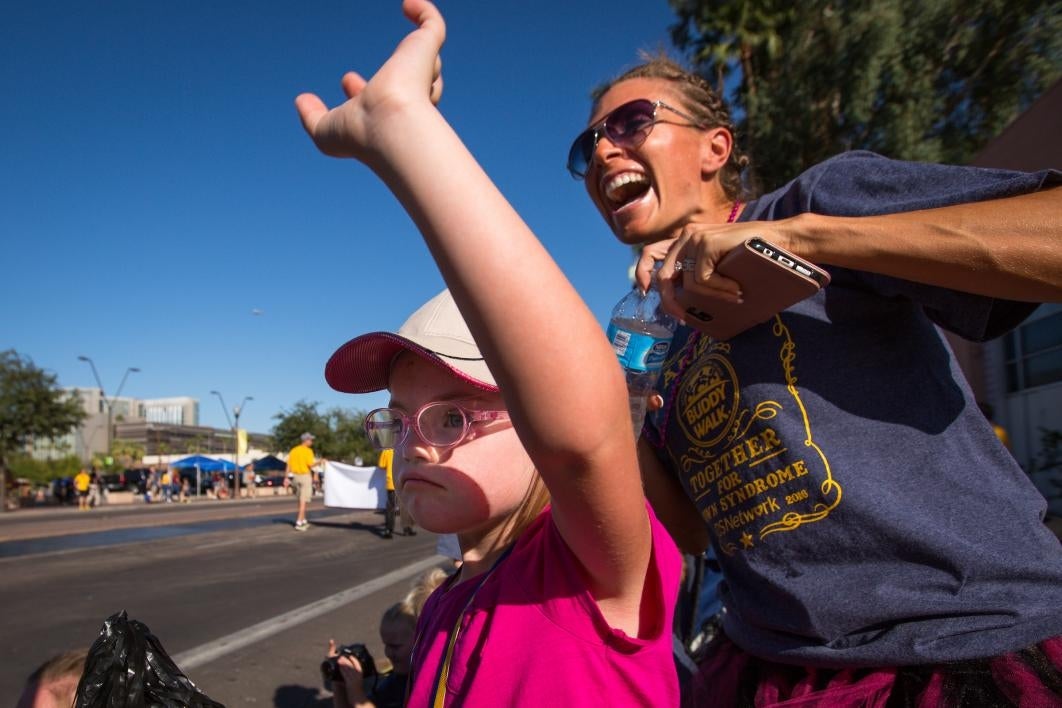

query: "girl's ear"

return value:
[699, 126, 733, 178]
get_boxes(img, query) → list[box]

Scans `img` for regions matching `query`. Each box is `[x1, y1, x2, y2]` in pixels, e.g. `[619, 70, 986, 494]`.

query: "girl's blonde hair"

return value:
[498, 469, 550, 551]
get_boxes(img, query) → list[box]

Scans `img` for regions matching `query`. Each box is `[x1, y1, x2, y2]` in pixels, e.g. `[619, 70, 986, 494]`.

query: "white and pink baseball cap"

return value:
[325, 289, 497, 394]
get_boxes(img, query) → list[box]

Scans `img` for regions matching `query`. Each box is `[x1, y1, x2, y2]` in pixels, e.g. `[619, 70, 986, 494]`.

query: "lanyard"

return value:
[408, 545, 513, 708]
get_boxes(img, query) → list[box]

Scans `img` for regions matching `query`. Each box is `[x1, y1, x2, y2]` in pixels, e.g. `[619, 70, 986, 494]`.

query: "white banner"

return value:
[323, 460, 387, 510]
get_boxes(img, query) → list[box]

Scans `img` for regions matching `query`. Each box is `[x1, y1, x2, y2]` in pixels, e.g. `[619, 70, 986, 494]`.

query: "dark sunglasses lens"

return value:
[603, 100, 656, 144]
[567, 100, 657, 178]
[567, 129, 595, 178]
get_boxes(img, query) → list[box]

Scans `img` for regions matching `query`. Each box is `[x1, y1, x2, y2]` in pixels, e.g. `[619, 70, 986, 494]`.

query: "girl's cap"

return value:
[325, 289, 498, 394]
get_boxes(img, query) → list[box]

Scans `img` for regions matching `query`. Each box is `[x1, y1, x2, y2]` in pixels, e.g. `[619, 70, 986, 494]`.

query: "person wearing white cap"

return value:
[287, 431, 318, 531]
[296, 3, 682, 705]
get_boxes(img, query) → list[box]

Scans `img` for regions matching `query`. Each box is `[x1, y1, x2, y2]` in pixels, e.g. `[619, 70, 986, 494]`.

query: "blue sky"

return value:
[0, 1, 686, 435]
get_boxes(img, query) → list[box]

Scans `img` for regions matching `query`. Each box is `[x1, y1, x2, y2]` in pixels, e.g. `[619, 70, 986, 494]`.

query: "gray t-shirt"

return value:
[646, 151, 1062, 666]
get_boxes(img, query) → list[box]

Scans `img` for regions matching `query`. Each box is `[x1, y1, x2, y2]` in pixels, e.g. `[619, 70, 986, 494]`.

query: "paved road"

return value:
[0, 496, 446, 706]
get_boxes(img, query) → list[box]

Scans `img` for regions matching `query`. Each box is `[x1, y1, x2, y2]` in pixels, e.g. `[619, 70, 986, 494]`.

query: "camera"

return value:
[321, 643, 377, 683]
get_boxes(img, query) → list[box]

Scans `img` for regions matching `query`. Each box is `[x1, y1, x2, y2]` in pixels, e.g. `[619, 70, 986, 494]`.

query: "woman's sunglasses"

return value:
[566, 98, 703, 179]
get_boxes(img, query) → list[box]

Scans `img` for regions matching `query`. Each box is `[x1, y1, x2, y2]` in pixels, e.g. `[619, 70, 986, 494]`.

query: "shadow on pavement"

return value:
[273, 683, 332, 707]
[307, 519, 392, 539]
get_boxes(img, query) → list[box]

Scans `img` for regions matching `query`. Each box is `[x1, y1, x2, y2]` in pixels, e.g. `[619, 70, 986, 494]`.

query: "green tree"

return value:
[7, 454, 82, 487]
[0, 350, 87, 511]
[328, 407, 376, 465]
[272, 400, 374, 464]
[105, 439, 146, 471]
[669, 0, 1062, 193]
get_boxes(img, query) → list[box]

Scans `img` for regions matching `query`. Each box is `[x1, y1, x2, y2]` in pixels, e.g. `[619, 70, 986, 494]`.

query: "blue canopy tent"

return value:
[252, 454, 287, 473]
[168, 455, 237, 496]
[170, 455, 235, 471]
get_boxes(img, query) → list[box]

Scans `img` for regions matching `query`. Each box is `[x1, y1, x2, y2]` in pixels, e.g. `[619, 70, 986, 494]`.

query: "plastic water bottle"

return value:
[606, 269, 677, 434]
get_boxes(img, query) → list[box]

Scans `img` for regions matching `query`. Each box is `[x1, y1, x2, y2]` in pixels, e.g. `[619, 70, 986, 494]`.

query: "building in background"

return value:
[115, 420, 272, 458]
[29, 388, 271, 462]
[948, 78, 1062, 514]
[140, 396, 198, 426]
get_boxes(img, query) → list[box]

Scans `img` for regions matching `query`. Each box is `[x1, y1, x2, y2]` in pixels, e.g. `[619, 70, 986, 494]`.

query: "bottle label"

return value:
[607, 324, 671, 372]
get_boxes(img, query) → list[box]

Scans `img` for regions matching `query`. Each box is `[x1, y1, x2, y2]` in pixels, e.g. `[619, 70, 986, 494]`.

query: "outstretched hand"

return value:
[294, 0, 445, 162]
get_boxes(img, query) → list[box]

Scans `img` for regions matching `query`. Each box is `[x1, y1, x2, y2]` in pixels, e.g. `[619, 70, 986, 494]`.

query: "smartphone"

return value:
[680, 238, 831, 340]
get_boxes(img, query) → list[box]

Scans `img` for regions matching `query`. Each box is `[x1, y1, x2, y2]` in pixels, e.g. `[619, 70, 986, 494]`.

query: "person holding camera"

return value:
[323, 570, 447, 708]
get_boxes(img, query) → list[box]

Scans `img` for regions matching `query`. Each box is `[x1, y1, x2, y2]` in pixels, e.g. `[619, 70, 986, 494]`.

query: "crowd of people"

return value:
[52, 463, 299, 508]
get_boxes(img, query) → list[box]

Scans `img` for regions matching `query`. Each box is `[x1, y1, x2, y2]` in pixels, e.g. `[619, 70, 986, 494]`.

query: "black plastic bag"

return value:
[75, 610, 224, 708]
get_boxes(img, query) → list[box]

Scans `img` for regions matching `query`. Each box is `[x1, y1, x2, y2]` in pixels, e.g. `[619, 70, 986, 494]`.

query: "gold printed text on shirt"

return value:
[672, 315, 841, 556]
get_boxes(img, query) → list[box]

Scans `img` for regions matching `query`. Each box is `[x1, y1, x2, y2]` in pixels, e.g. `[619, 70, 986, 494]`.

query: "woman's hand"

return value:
[295, 0, 445, 163]
[639, 221, 796, 326]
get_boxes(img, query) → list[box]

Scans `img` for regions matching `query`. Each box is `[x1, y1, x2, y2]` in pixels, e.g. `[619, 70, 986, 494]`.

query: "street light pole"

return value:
[210, 390, 251, 499]
[78, 356, 140, 463]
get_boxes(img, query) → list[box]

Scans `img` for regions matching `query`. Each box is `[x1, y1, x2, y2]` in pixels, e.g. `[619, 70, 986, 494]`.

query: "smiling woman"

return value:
[569, 46, 1062, 708]
[579, 78, 742, 246]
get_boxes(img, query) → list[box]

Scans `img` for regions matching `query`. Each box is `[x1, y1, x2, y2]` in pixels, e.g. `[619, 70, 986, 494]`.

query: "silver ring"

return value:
[675, 258, 696, 272]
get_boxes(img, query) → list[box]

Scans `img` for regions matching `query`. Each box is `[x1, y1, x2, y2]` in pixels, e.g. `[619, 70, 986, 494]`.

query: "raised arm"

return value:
[295, 0, 650, 617]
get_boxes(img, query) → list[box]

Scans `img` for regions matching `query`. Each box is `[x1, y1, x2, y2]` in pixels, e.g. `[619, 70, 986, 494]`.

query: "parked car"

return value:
[258, 474, 290, 493]
[51, 476, 76, 505]
[101, 468, 151, 493]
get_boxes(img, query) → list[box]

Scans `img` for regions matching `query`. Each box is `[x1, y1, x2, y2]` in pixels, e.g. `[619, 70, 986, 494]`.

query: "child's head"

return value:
[406, 567, 449, 617]
[326, 290, 549, 546]
[378, 567, 449, 676]
[379, 603, 416, 676]
[18, 649, 86, 708]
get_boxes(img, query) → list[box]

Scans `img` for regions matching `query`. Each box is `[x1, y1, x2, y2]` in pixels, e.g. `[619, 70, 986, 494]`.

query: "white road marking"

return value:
[173, 555, 444, 669]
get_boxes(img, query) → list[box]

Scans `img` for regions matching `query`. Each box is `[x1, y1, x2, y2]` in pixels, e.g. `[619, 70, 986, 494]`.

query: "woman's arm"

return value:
[792, 187, 1062, 301]
[295, 0, 650, 628]
[650, 187, 1062, 321]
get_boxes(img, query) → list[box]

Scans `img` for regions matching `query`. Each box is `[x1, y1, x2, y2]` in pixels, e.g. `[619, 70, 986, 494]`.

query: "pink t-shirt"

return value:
[408, 502, 681, 707]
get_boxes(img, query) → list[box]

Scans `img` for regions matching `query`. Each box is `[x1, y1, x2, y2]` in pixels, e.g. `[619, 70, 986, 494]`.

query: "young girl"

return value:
[295, 1, 681, 706]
